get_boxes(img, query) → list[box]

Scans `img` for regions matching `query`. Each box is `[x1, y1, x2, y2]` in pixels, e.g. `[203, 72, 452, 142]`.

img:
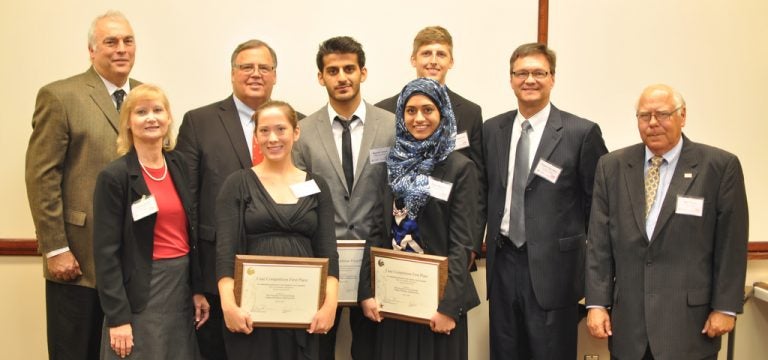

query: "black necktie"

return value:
[113, 89, 126, 112]
[334, 116, 355, 193]
[509, 120, 532, 247]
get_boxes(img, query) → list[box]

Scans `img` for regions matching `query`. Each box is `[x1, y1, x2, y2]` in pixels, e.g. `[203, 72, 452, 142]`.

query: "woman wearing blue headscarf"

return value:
[358, 78, 480, 360]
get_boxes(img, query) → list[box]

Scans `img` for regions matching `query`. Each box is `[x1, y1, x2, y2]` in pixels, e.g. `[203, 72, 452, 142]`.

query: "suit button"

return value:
[344, 195, 350, 201]
[348, 225, 354, 230]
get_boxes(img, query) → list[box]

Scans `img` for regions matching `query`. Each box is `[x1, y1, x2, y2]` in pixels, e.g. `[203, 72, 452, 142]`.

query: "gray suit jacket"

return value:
[483, 104, 607, 308]
[293, 102, 394, 248]
[586, 136, 748, 360]
[25, 67, 140, 288]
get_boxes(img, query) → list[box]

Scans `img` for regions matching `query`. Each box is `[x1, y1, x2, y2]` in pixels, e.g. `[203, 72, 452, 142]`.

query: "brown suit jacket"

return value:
[25, 66, 141, 288]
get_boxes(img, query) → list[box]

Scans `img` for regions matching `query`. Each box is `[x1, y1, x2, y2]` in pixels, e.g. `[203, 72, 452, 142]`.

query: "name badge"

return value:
[131, 195, 158, 221]
[676, 196, 704, 217]
[290, 179, 321, 198]
[369, 147, 391, 164]
[454, 132, 470, 150]
[533, 159, 562, 184]
[428, 177, 453, 201]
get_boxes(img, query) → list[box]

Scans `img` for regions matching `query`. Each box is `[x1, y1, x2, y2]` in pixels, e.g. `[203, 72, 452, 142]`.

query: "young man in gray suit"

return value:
[586, 84, 748, 360]
[293, 36, 394, 360]
[483, 43, 608, 360]
[376, 25, 485, 266]
[25, 11, 140, 360]
[176, 39, 302, 360]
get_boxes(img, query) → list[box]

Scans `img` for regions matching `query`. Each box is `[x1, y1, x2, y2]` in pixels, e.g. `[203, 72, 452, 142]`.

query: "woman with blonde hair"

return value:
[93, 84, 209, 359]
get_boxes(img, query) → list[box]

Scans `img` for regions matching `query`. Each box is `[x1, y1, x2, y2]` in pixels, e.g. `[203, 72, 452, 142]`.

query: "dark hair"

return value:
[231, 39, 277, 68]
[509, 43, 557, 74]
[316, 36, 365, 71]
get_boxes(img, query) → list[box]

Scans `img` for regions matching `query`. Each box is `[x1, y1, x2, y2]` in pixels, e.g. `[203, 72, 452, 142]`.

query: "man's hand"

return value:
[46, 251, 82, 281]
[587, 307, 613, 339]
[702, 311, 736, 338]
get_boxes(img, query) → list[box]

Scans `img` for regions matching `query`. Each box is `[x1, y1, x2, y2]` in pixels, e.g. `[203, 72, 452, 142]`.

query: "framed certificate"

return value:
[371, 247, 448, 325]
[337, 240, 366, 306]
[234, 255, 328, 328]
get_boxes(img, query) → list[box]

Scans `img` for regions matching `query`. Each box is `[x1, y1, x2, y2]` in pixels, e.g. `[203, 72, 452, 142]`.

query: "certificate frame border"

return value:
[370, 247, 448, 325]
[337, 240, 366, 306]
[234, 254, 328, 329]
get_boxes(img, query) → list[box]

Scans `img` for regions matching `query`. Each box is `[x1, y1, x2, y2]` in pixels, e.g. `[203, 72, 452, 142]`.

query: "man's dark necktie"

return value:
[509, 120, 532, 247]
[113, 89, 126, 112]
[334, 116, 355, 192]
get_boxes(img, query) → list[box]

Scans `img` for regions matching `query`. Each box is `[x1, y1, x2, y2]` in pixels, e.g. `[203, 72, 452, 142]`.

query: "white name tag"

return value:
[676, 196, 704, 217]
[369, 147, 391, 164]
[454, 132, 470, 150]
[131, 195, 158, 221]
[428, 177, 453, 201]
[290, 180, 321, 198]
[533, 159, 562, 184]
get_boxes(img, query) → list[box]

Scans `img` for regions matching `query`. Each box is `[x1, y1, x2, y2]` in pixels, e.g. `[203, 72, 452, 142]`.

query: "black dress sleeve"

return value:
[309, 174, 339, 278]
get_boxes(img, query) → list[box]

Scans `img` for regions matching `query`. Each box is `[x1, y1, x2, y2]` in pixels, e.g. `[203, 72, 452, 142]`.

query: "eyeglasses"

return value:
[511, 70, 549, 80]
[234, 63, 274, 75]
[636, 106, 682, 122]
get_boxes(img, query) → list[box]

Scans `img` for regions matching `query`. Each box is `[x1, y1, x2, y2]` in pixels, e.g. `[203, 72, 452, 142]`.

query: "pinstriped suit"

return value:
[483, 104, 607, 359]
[586, 136, 748, 360]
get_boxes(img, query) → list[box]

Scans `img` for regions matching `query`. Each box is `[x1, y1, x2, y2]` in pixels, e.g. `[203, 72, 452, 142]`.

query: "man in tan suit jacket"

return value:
[25, 11, 140, 360]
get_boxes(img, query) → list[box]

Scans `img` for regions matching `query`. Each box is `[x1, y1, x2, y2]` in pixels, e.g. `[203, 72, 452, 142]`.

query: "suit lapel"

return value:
[495, 111, 516, 189]
[218, 97, 252, 169]
[528, 105, 563, 186]
[355, 103, 379, 191]
[85, 67, 120, 133]
[127, 152, 151, 199]
[624, 145, 650, 242]
[315, 109, 348, 192]
[650, 138, 698, 242]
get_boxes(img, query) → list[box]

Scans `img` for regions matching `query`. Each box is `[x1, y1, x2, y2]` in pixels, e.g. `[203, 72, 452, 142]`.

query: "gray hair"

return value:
[88, 10, 129, 49]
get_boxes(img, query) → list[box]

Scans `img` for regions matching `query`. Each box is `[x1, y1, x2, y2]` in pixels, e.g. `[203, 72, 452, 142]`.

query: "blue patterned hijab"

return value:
[386, 78, 457, 219]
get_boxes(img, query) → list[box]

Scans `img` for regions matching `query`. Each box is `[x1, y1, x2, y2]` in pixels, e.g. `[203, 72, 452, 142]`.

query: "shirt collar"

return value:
[645, 136, 684, 164]
[97, 73, 131, 96]
[327, 100, 367, 125]
[515, 103, 551, 132]
[232, 95, 256, 124]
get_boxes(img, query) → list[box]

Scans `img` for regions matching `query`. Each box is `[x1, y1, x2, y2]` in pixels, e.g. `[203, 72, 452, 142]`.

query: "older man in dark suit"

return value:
[586, 84, 748, 360]
[25, 11, 140, 360]
[175, 39, 305, 360]
[483, 43, 607, 360]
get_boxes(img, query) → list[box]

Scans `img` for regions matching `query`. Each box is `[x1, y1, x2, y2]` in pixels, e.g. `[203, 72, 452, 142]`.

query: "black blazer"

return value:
[376, 88, 486, 255]
[359, 152, 481, 320]
[176, 96, 253, 294]
[483, 105, 607, 308]
[176, 96, 305, 293]
[93, 150, 202, 327]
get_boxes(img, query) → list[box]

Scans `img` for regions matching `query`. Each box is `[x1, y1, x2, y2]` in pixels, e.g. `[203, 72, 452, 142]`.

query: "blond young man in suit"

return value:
[586, 84, 748, 360]
[293, 36, 394, 360]
[25, 11, 140, 360]
[375, 25, 485, 266]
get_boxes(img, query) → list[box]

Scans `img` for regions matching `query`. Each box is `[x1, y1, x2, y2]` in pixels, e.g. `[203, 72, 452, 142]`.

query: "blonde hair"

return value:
[116, 84, 175, 155]
[411, 26, 453, 58]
